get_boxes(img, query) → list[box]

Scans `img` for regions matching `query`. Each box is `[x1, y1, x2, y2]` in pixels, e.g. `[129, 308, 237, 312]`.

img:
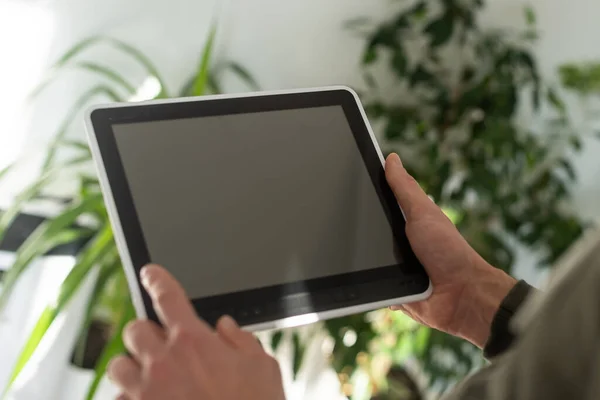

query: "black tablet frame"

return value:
[90, 88, 430, 327]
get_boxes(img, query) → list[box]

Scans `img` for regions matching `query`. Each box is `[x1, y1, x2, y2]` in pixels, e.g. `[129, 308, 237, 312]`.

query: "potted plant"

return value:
[0, 25, 258, 400]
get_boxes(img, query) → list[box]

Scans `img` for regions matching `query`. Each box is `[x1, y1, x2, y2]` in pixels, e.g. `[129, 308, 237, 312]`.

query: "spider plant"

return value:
[0, 24, 258, 400]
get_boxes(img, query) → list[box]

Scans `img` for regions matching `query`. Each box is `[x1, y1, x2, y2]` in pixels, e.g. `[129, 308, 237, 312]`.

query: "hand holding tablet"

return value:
[85, 86, 432, 331]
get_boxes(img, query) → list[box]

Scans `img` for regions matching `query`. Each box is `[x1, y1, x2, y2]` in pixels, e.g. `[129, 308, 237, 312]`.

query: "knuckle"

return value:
[146, 357, 169, 380]
[124, 320, 148, 338]
[170, 327, 196, 349]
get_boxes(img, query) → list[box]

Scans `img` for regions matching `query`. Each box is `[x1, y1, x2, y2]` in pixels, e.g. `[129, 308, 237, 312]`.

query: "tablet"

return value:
[85, 86, 431, 331]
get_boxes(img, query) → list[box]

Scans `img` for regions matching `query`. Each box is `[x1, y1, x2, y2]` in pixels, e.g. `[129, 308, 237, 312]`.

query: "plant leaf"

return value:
[41, 84, 121, 172]
[85, 299, 136, 400]
[207, 72, 224, 95]
[72, 255, 120, 367]
[74, 62, 137, 94]
[0, 194, 103, 311]
[292, 331, 304, 379]
[0, 172, 56, 244]
[546, 87, 566, 113]
[30, 61, 136, 101]
[1, 225, 115, 399]
[270, 331, 284, 352]
[32, 36, 167, 98]
[192, 24, 217, 96]
[524, 6, 536, 26]
[0, 163, 13, 182]
[424, 14, 455, 48]
[224, 62, 260, 91]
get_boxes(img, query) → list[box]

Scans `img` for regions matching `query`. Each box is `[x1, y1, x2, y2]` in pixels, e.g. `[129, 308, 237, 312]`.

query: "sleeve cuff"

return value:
[483, 279, 533, 359]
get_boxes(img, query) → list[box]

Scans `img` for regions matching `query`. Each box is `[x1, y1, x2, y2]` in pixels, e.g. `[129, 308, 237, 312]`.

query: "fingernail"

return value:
[219, 315, 238, 331]
[387, 153, 403, 167]
[140, 265, 153, 288]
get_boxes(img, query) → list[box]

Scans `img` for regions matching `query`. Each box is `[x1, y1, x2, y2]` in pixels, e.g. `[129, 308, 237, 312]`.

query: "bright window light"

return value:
[129, 76, 162, 102]
[0, 1, 55, 203]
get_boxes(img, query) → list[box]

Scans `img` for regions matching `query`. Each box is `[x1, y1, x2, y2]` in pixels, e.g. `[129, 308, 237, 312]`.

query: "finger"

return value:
[385, 153, 435, 220]
[123, 319, 167, 362]
[141, 265, 199, 330]
[216, 315, 262, 353]
[116, 394, 131, 400]
[108, 355, 142, 396]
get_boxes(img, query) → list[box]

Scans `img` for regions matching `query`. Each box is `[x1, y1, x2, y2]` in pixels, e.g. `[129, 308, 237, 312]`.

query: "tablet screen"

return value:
[113, 105, 400, 299]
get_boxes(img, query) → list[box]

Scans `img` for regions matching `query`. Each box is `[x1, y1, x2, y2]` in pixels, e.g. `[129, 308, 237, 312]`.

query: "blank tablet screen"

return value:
[112, 105, 400, 299]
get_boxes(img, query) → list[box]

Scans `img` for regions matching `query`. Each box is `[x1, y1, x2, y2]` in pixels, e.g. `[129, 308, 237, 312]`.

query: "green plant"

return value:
[0, 25, 257, 400]
[302, 1, 593, 398]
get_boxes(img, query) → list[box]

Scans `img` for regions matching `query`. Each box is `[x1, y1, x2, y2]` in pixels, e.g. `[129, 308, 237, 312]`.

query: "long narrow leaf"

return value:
[224, 61, 260, 91]
[178, 75, 196, 97]
[0, 156, 90, 243]
[0, 194, 104, 311]
[42, 84, 122, 172]
[0, 172, 56, 244]
[85, 299, 135, 400]
[207, 71, 224, 94]
[192, 24, 217, 96]
[72, 254, 120, 366]
[105, 38, 168, 97]
[0, 163, 13, 182]
[73, 62, 136, 94]
[29, 61, 136, 101]
[57, 139, 92, 155]
[1, 224, 115, 399]
[33, 36, 167, 98]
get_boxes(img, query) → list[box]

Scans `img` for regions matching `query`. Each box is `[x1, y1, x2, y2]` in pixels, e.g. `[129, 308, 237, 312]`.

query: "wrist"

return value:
[455, 264, 517, 348]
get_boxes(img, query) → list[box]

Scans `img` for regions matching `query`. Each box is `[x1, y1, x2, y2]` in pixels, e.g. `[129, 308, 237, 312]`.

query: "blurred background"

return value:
[1, 0, 600, 399]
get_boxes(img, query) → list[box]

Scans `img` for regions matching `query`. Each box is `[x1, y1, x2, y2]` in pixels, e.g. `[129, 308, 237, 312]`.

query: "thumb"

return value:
[385, 153, 433, 220]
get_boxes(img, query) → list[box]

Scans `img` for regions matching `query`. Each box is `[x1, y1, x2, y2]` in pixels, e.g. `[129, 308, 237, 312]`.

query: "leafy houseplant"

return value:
[0, 26, 258, 399]
[314, 1, 595, 398]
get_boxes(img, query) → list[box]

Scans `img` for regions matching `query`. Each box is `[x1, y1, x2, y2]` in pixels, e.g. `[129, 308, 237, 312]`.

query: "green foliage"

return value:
[0, 26, 257, 399]
[559, 62, 600, 96]
[316, 1, 593, 398]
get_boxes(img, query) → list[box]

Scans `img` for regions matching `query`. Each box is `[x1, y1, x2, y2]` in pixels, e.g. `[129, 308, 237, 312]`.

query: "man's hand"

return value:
[385, 153, 517, 348]
[107, 265, 286, 400]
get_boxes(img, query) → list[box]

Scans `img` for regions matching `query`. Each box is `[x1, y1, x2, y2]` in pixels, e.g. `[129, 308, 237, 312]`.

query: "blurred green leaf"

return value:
[0, 163, 12, 181]
[344, 17, 372, 31]
[0, 194, 103, 311]
[413, 327, 430, 357]
[363, 47, 377, 65]
[1, 225, 114, 399]
[270, 331, 284, 352]
[30, 61, 136, 101]
[85, 299, 135, 400]
[224, 62, 260, 91]
[424, 14, 454, 47]
[391, 48, 408, 77]
[0, 170, 57, 244]
[192, 24, 217, 96]
[569, 135, 583, 151]
[42, 84, 122, 172]
[36, 36, 167, 98]
[292, 332, 304, 379]
[524, 6, 536, 26]
[547, 87, 566, 113]
[73, 255, 120, 367]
